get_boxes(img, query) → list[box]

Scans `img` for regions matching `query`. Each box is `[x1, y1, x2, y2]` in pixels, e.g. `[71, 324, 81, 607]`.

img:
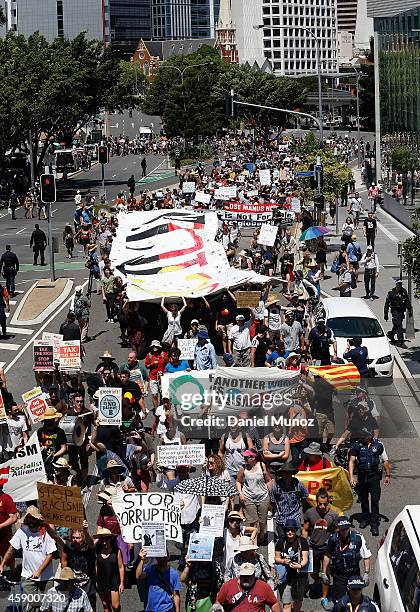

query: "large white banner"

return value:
[218, 210, 273, 227]
[113, 492, 182, 543]
[0, 432, 47, 502]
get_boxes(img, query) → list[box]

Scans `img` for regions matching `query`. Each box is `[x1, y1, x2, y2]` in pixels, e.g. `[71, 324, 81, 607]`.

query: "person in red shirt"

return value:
[144, 340, 169, 409]
[0, 486, 17, 568]
[216, 563, 280, 612]
[298, 442, 332, 472]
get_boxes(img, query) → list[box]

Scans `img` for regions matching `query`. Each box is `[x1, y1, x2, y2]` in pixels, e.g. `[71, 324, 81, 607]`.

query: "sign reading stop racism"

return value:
[22, 387, 48, 425]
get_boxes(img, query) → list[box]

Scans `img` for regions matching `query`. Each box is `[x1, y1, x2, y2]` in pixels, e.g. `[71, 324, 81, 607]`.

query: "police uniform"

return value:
[349, 438, 384, 531]
[332, 575, 379, 611]
[384, 282, 412, 346]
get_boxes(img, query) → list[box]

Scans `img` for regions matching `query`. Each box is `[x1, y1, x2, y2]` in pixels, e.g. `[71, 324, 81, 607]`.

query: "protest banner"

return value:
[187, 533, 215, 562]
[22, 387, 48, 424]
[195, 191, 211, 205]
[258, 223, 278, 247]
[177, 338, 197, 360]
[182, 181, 196, 194]
[296, 467, 353, 513]
[225, 202, 277, 214]
[0, 394, 6, 424]
[214, 186, 237, 200]
[33, 340, 54, 372]
[218, 210, 273, 227]
[0, 432, 47, 502]
[157, 444, 205, 467]
[291, 197, 302, 213]
[98, 387, 122, 425]
[259, 168, 271, 186]
[113, 492, 182, 543]
[59, 340, 81, 370]
[235, 291, 261, 308]
[142, 522, 167, 557]
[42, 332, 63, 363]
[199, 504, 226, 537]
[162, 370, 214, 415]
[275, 209, 295, 225]
[37, 482, 84, 529]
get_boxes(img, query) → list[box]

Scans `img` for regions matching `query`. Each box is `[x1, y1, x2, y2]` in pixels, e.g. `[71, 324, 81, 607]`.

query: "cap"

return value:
[347, 576, 365, 590]
[243, 449, 257, 458]
[191, 319, 199, 325]
[317, 318, 326, 325]
[239, 563, 256, 576]
[285, 309, 294, 317]
[337, 516, 352, 529]
[284, 519, 298, 530]
[395, 278, 403, 285]
[236, 314, 245, 321]
[150, 340, 162, 348]
[197, 330, 209, 339]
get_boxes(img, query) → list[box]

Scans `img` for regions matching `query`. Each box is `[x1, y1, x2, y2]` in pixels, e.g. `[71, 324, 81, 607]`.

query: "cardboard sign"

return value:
[259, 169, 271, 186]
[199, 504, 226, 537]
[113, 492, 182, 543]
[98, 387, 122, 425]
[0, 394, 6, 424]
[157, 443, 205, 467]
[214, 186, 237, 200]
[59, 341, 81, 370]
[195, 191, 211, 205]
[0, 432, 47, 502]
[291, 197, 301, 213]
[275, 209, 295, 225]
[22, 387, 48, 425]
[187, 533, 215, 562]
[142, 521, 167, 557]
[42, 332, 63, 363]
[37, 482, 84, 529]
[177, 338, 197, 360]
[33, 340, 54, 372]
[258, 223, 278, 247]
[182, 181, 196, 194]
[235, 291, 261, 308]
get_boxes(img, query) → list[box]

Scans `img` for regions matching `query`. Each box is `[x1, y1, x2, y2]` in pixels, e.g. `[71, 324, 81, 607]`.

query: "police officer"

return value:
[320, 516, 371, 610]
[384, 279, 412, 348]
[348, 428, 390, 536]
[0, 245, 19, 296]
[343, 338, 369, 378]
[332, 575, 380, 611]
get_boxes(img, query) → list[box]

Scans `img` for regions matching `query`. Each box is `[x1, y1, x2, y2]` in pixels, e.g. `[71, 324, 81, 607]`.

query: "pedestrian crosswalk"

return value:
[0, 343, 20, 351]
[137, 169, 175, 184]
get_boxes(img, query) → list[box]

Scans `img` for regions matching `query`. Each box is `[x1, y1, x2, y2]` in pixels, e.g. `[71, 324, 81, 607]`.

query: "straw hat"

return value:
[101, 350, 115, 360]
[235, 536, 258, 552]
[56, 567, 78, 582]
[52, 457, 72, 470]
[93, 527, 117, 539]
[39, 406, 63, 420]
[24, 505, 43, 521]
[97, 485, 118, 504]
[103, 459, 125, 474]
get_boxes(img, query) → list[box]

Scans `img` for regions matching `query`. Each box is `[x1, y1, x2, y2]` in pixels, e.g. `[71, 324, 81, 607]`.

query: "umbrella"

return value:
[299, 226, 330, 241]
[174, 475, 236, 498]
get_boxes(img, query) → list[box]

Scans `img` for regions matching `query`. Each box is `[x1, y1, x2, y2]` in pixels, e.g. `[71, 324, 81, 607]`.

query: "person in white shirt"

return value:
[4, 403, 28, 458]
[161, 296, 187, 343]
[228, 314, 252, 366]
[360, 246, 379, 300]
[264, 303, 282, 338]
[349, 192, 363, 229]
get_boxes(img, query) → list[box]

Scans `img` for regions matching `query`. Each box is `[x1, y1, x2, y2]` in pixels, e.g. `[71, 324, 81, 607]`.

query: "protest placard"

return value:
[291, 197, 301, 213]
[214, 186, 237, 200]
[162, 370, 213, 416]
[22, 387, 48, 424]
[142, 522, 167, 557]
[37, 482, 84, 529]
[59, 340, 81, 370]
[98, 387, 122, 425]
[177, 338, 197, 360]
[235, 291, 261, 308]
[259, 169, 271, 186]
[0, 432, 47, 502]
[246, 189, 259, 198]
[0, 394, 6, 424]
[195, 191, 211, 205]
[157, 444, 205, 467]
[33, 340, 54, 372]
[187, 533, 215, 562]
[182, 182, 196, 194]
[218, 210, 273, 227]
[42, 332, 63, 363]
[258, 223, 278, 247]
[113, 492, 182, 543]
[199, 504, 226, 537]
[276, 209, 295, 225]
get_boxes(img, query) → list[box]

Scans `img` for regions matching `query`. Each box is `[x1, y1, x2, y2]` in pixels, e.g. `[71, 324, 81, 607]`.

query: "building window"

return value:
[56, 0, 64, 37]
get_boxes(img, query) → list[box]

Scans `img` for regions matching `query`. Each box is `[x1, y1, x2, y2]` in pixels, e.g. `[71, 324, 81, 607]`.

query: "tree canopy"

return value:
[141, 45, 310, 137]
[0, 31, 140, 172]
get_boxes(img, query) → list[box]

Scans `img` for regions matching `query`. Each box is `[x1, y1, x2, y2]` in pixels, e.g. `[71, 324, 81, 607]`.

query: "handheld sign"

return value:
[235, 291, 261, 308]
[33, 340, 54, 372]
[59, 341, 81, 371]
[142, 521, 167, 557]
[177, 338, 197, 360]
[42, 332, 63, 363]
[37, 483, 84, 529]
[22, 387, 48, 424]
[0, 394, 6, 424]
[199, 504, 226, 537]
[187, 533, 215, 562]
[258, 223, 278, 247]
[98, 387, 122, 425]
[157, 444, 206, 467]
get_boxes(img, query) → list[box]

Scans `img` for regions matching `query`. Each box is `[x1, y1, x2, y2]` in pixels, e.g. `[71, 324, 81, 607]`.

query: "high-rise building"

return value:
[191, 0, 216, 38]
[109, 0, 152, 54]
[231, 0, 265, 65]
[336, 0, 358, 34]
[2, 0, 108, 42]
[261, 0, 338, 75]
[152, 0, 192, 39]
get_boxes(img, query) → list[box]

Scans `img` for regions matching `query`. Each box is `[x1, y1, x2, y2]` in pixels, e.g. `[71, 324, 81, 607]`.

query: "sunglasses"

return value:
[286, 529, 296, 533]
[207, 461, 215, 465]
[229, 518, 241, 523]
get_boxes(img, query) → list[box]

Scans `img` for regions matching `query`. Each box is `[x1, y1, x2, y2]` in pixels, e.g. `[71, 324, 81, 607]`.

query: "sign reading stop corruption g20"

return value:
[98, 387, 122, 425]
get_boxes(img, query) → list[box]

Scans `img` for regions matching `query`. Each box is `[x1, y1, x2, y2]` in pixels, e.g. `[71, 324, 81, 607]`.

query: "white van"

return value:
[374, 505, 420, 611]
[314, 297, 394, 378]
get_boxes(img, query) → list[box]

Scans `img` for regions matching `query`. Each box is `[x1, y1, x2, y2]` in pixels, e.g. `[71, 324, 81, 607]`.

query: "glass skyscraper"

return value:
[109, 0, 152, 55]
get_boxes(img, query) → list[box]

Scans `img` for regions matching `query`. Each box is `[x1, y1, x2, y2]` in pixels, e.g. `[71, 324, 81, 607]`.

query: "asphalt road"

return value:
[0, 149, 420, 611]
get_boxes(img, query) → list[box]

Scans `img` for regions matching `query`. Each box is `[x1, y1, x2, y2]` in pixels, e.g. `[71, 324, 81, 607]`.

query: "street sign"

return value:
[295, 171, 315, 178]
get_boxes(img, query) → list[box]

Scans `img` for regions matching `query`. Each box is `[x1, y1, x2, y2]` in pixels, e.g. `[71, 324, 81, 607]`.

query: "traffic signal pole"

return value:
[101, 163, 105, 197]
[40, 173, 57, 282]
[48, 202, 56, 282]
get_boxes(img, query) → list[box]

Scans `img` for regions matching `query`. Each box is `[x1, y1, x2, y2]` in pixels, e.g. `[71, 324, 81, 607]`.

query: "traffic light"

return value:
[98, 145, 109, 164]
[225, 92, 235, 118]
[40, 174, 56, 204]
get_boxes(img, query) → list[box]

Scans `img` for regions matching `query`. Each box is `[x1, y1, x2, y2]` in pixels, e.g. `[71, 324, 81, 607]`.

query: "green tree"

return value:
[390, 146, 418, 175]
[295, 145, 350, 203]
[359, 38, 375, 131]
[402, 208, 420, 298]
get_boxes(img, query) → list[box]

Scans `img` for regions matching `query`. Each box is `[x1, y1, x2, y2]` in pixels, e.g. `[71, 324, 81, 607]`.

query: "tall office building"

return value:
[231, 0, 265, 65]
[336, 0, 358, 34]
[191, 0, 216, 38]
[109, 0, 152, 54]
[3, 0, 108, 42]
[261, 0, 338, 75]
[153, 0, 192, 39]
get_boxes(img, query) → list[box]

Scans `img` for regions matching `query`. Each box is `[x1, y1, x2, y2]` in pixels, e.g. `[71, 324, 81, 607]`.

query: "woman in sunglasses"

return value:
[223, 511, 257, 571]
[275, 519, 309, 612]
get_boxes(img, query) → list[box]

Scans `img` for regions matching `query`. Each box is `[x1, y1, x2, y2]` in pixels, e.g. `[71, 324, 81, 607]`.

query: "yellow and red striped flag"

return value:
[307, 363, 360, 391]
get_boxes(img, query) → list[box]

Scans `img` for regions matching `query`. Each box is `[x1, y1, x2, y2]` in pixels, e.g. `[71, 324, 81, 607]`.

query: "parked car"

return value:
[313, 297, 394, 378]
[374, 505, 420, 610]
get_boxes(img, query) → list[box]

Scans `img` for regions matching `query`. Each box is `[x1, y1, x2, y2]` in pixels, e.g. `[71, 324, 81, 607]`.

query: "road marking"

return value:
[4, 278, 88, 374]
[16, 227, 26, 234]
[377, 221, 399, 243]
[0, 343, 20, 351]
[6, 327, 34, 335]
[0, 362, 5, 369]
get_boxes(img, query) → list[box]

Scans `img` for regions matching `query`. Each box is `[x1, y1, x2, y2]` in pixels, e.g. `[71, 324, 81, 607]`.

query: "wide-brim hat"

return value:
[40, 406, 63, 420]
[303, 441, 323, 456]
[227, 511, 243, 521]
[275, 463, 298, 474]
[150, 340, 162, 348]
[101, 350, 115, 360]
[56, 567, 78, 582]
[52, 457, 72, 470]
[286, 352, 301, 363]
[235, 536, 259, 552]
[103, 459, 125, 474]
[24, 505, 43, 521]
[92, 527, 117, 539]
[97, 485, 118, 504]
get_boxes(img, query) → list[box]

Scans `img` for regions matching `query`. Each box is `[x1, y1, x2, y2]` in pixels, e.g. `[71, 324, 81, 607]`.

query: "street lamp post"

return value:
[254, 24, 323, 140]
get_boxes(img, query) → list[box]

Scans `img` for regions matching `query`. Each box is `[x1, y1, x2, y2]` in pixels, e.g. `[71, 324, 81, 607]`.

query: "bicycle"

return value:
[0, 572, 23, 612]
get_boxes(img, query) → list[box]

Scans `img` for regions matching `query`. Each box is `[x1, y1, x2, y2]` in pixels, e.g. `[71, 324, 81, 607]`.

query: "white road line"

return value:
[0, 343, 20, 351]
[7, 327, 34, 335]
[112, 174, 116, 178]
[4, 278, 88, 374]
[16, 227, 26, 234]
[377, 221, 399, 243]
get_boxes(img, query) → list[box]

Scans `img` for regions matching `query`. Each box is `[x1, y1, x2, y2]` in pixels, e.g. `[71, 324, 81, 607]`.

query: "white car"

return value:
[314, 297, 394, 378]
[374, 505, 420, 611]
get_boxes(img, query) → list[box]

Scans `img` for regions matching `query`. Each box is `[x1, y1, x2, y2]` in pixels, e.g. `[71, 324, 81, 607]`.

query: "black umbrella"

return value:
[174, 475, 236, 498]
